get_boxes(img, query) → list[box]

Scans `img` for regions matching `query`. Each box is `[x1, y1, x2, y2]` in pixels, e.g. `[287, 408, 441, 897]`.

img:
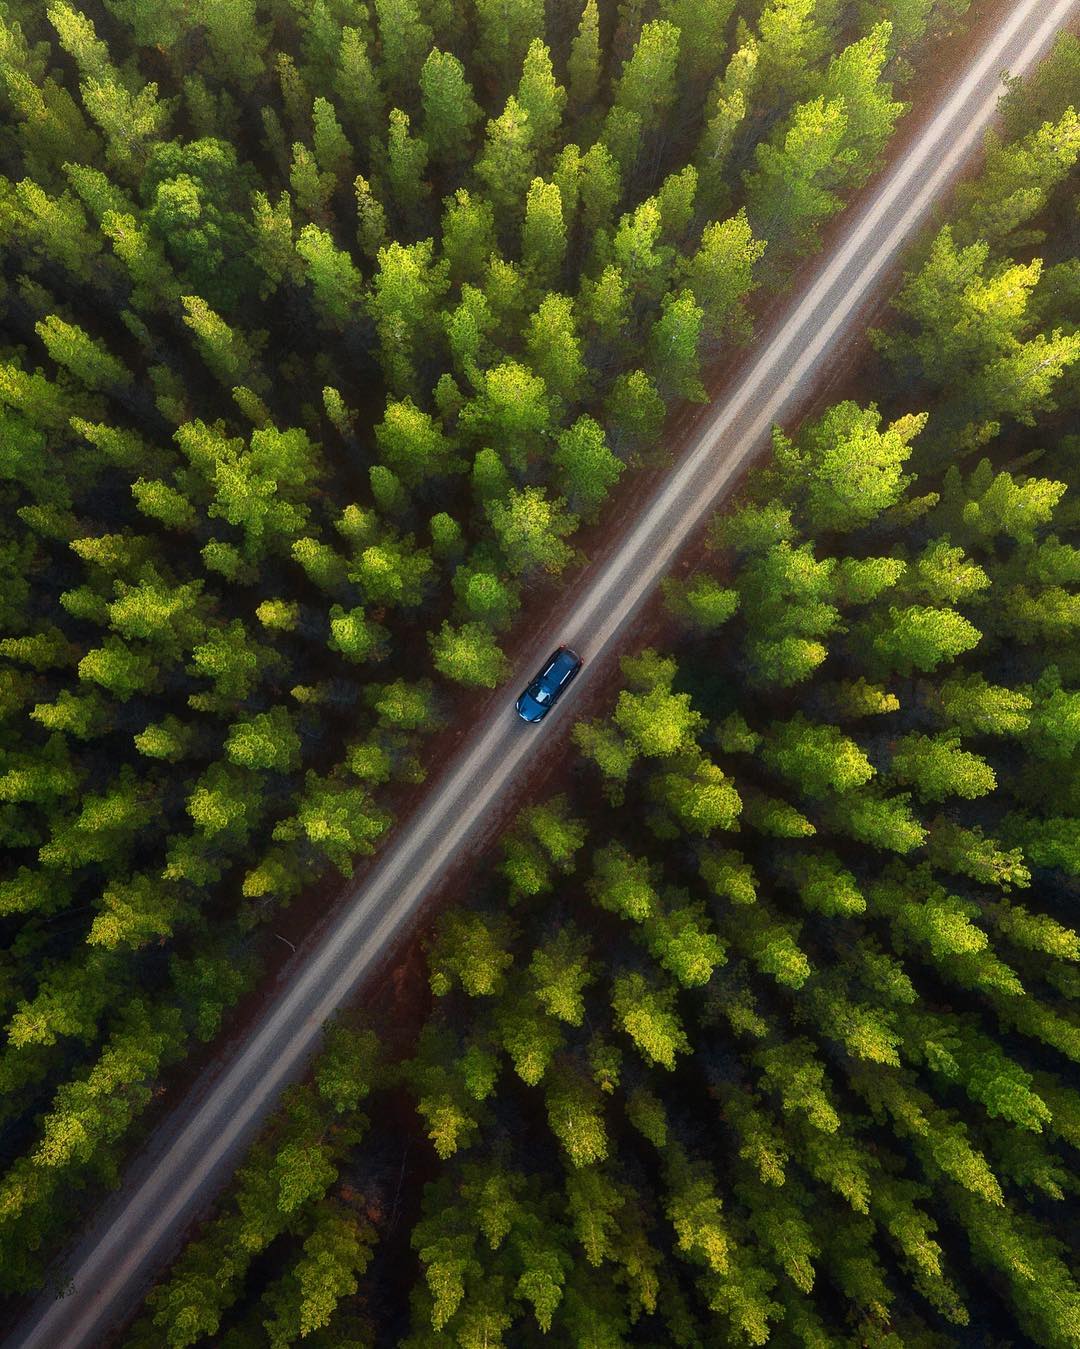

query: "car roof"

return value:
[535, 648, 580, 689]
[549, 646, 580, 672]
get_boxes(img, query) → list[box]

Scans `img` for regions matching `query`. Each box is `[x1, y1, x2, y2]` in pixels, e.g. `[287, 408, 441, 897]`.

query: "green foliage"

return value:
[5, 2, 1072, 1340]
[613, 649, 704, 756]
[611, 972, 689, 1069]
[648, 288, 707, 401]
[475, 95, 536, 227]
[473, 0, 544, 87]
[774, 401, 924, 532]
[453, 563, 518, 630]
[521, 178, 567, 285]
[130, 478, 196, 532]
[524, 292, 585, 403]
[680, 211, 765, 344]
[662, 574, 740, 630]
[373, 0, 432, 103]
[78, 635, 159, 700]
[141, 138, 258, 308]
[954, 106, 1080, 249]
[613, 19, 681, 126]
[603, 368, 667, 452]
[695, 41, 757, 217]
[745, 95, 851, 260]
[35, 315, 130, 392]
[860, 603, 982, 676]
[275, 772, 390, 874]
[761, 713, 875, 796]
[516, 39, 566, 154]
[420, 48, 482, 166]
[817, 23, 904, 186]
[650, 753, 742, 835]
[486, 487, 577, 577]
[553, 415, 623, 518]
[441, 188, 496, 285]
[327, 605, 388, 664]
[889, 732, 996, 802]
[428, 910, 514, 998]
[875, 228, 1080, 446]
[568, 0, 601, 112]
[295, 222, 364, 329]
[459, 360, 552, 466]
[380, 108, 430, 224]
[429, 621, 508, 688]
[225, 708, 302, 773]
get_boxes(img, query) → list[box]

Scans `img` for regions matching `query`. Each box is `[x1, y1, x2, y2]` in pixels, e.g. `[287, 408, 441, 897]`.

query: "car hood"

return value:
[516, 691, 547, 721]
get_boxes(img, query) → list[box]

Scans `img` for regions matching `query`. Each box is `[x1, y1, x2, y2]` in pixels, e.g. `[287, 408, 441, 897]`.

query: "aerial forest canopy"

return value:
[116, 25, 1080, 1349]
[0, 0, 960, 1299]
[1, 0, 1079, 1342]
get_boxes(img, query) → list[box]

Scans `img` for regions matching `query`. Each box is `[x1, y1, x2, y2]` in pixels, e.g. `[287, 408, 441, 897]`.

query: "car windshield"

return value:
[533, 685, 551, 703]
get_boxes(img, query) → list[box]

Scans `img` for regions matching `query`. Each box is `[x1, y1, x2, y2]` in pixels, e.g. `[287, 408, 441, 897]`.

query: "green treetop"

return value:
[225, 708, 302, 773]
[553, 415, 623, 519]
[516, 39, 566, 154]
[524, 292, 587, 404]
[521, 178, 567, 286]
[458, 360, 552, 467]
[372, 0, 432, 104]
[744, 95, 850, 261]
[679, 211, 765, 346]
[34, 316, 130, 393]
[613, 20, 680, 126]
[374, 398, 459, 486]
[429, 620, 508, 688]
[473, 0, 545, 88]
[475, 96, 537, 229]
[486, 487, 577, 576]
[420, 49, 483, 166]
[774, 401, 924, 533]
[295, 223, 364, 331]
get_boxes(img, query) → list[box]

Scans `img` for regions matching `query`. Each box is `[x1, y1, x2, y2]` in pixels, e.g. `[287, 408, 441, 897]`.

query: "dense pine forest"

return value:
[0, 0, 974, 1304]
[2, 0, 1079, 1342]
[110, 30, 1080, 1349]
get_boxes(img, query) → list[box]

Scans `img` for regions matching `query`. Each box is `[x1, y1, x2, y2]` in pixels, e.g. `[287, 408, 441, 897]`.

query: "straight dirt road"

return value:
[12, 1, 1077, 1344]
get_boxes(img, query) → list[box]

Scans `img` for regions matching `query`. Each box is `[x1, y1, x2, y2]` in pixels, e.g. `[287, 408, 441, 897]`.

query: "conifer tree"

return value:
[420, 49, 483, 167]
[4, 1, 1077, 1334]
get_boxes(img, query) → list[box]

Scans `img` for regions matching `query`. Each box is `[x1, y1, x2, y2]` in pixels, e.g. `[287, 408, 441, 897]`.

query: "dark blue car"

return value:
[515, 646, 583, 722]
